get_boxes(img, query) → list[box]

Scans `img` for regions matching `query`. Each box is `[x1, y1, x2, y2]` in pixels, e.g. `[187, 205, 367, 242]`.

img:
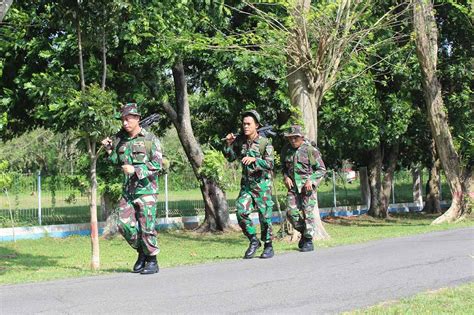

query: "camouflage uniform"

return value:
[282, 127, 326, 239]
[224, 134, 274, 244]
[108, 110, 163, 257]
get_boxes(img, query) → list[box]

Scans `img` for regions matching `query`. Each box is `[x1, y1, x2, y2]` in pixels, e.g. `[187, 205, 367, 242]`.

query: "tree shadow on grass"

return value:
[159, 230, 247, 247]
[0, 246, 62, 276]
[323, 213, 438, 228]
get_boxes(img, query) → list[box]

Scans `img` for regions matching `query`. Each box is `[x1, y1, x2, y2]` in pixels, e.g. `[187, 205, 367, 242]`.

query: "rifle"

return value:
[221, 125, 276, 141]
[139, 113, 160, 129]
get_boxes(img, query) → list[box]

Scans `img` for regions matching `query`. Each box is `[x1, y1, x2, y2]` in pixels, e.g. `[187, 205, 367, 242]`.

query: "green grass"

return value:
[345, 282, 474, 314]
[1, 213, 472, 285]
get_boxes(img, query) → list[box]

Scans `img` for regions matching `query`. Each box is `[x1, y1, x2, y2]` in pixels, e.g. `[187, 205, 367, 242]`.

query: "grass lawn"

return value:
[345, 282, 474, 314]
[1, 213, 473, 285]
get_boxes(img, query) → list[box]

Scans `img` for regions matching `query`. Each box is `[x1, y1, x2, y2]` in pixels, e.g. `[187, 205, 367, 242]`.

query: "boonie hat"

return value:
[241, 110, 261, 125]
[119, 103, 141, 118]
[284, 125, 305, 137]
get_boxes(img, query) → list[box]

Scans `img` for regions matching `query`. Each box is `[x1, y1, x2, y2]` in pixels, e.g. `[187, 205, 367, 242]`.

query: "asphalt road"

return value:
[1, 228, 473, 314]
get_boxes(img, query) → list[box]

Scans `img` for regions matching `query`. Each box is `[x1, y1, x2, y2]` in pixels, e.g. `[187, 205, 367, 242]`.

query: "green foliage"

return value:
[0, 128, 84, 175]
[0, 160, 12, 190]
[1, 0, 472, 193]
[0, 111, 6, 132]
[279, 105, 304, 132]
[200, 148, 228, 187]
[35, 84, 119, 140]
[64, 174, 89, 196]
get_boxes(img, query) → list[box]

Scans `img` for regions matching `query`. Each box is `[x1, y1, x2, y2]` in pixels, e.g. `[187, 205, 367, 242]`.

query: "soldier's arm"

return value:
[281, 146, 290, 178]
[309, 147, 326, 188]
[254, 139, 274, 171]
[134, 138, 163, 180]
[107, 140, 120, 165]
[223, 142, 238, 162]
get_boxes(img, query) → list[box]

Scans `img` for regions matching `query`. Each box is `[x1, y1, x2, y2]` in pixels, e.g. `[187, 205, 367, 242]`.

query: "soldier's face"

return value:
[242, 116, 259, 137]
[122, 114, 140, 134]
[287, 136, 304, 148]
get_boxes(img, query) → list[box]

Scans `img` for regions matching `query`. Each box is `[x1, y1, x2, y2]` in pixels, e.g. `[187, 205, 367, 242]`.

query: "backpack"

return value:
[281, 140, 318, 166]
[259, 137, 269, 157]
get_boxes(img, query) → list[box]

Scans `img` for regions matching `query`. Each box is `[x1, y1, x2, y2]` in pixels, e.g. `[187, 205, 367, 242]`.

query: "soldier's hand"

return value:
[242, 156, 256, 165]
[121, 164, 135, 175]
[284, 176, 294, 189]
[101, 137, 113, 154]
[225, 133, 236, 146]
[304, 180, 313, 192]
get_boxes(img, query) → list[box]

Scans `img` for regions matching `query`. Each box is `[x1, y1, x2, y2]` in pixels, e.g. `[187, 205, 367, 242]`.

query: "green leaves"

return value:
[0, 160, 13, 190]
[200, 148, 228, 186]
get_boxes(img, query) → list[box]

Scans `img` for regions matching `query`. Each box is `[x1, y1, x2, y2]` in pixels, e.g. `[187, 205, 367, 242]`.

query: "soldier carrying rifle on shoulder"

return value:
[223, 110, 275, 259]
[101, 103, 163, 275]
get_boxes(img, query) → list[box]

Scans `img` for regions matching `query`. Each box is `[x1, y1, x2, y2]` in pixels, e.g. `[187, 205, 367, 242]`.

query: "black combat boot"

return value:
[140, 255, 159, 274]
[244, 236, 261, 259]
[132, 248, 147, 273]
[297, 230, 306, 249]
[260, 242, 274, 259]
[300, 238, 314, 252]
[298, 237, 305, 249]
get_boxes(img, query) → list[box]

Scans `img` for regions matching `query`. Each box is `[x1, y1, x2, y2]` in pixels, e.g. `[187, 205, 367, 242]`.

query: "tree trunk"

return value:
[0, 0, 13, 22]
[423, 139, 441, 213]
[379, 142, 399, 218]
[287, 0, 318, 142]
[359, 167, 370, 208]
[287, 68, 318, 142]
[465, 170, 474, 215]
[412, 167, 424, 209]
[160, 62, 230, 232]
[101, 29, 107, 90]
[87, 139, 100, 271]
[368, 145, 382, 217]
[76, 13, 86, 92]
[413, 0, 466, 224]
[198, 177, 230, 232]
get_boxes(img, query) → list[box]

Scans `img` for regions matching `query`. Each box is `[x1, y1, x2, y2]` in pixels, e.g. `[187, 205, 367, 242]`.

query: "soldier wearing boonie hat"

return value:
[281, 125, 326, 252]
[102, 102, 163, 274]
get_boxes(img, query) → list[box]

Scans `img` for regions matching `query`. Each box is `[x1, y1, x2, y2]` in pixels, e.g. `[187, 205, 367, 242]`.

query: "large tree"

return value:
[412, 0, 472, 223]
[2, 1, 123, 269]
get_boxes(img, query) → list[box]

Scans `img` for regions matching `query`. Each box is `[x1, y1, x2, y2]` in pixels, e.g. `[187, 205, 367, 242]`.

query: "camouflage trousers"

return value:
[236, 183, 274, 243]
[286, 189, 317, 239]
[116, 194, 159, 256]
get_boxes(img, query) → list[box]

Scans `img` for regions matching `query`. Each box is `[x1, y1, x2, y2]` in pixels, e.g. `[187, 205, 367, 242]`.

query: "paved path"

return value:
[1, 228, 473, 314]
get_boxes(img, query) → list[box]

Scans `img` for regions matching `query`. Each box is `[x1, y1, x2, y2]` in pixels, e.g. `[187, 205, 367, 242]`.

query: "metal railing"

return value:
[0, 170, 450, 228]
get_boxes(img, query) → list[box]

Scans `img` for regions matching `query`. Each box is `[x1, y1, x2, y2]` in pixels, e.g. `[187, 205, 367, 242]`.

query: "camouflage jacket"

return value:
[281, 141, 326, 193]
[223, 135, 274, 187]
[109, 128, 163, 195]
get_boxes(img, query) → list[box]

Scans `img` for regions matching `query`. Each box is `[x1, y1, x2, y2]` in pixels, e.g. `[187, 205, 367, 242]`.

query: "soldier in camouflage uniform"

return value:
[224, 110, 275, 259]
[101, 103, 163, 274]
[282, 125, 326, 252]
